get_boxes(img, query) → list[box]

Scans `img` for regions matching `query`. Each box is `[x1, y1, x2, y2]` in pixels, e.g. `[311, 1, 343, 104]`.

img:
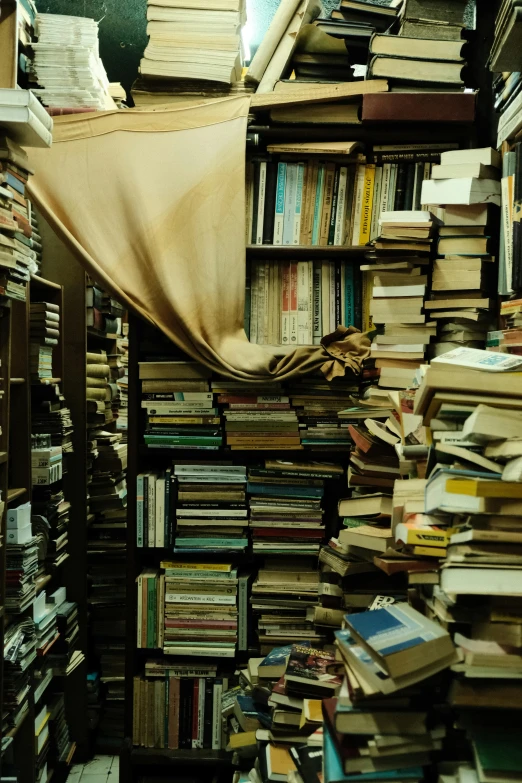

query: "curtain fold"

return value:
[28, 97, 370, 381]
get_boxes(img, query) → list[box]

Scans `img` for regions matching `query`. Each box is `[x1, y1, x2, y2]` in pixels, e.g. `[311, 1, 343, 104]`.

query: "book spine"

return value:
[273, 162, 286, 245]
[255, 161, 267, 244]
[158, 575, 165, 650]
[394, 162, 408, 210]
[273, 263, 281, 344]
[203, 678, 214, 749]
[148, 474, 156, 548]
[335, 261, 342, 331]
[307, 260, 314, 345]
[281, 262, 290, 345]
[388, 163, 398, 211]
[359, 163, 375, 246]
[211, 680, 223, 750]
[143, 475, 149, 548]
[333, 166, 348, 246]
[289, 261, 298, 345]
[163, 674, 169, 748]
[362, 271, 374, 333]
[320, 163, 336, 246]
[262, 161, 277, 244]
[327, 166, 340, 246]
[257, 263, 266, 344]
[164, 468, 171, 548]
[404, 162, 415, 211]
[133, 677, 141, 744]
[369, 165, 382, 243]
[351, 164, 366, 246]
[156, 477, 165, 548]
[345, 262, 355, 327]
[282, 163, 297, 245]
[293, 162, 305, 245]
[421, 162, 431, 209]
[321, 260, 330, 337]
[250, 262, 258, 344]
[412, 161, 424, 211]
[168, 677, 180, 749]
[238, 573, 248, 651]
[311, 164, 325, 246]
[251, 161, 260, 244]
[299, 160, 312, 245]
[245, 160, 254, 243]
[136, 475, 144, 548]
[305, 160, 319, 245]
[297, 260, 309, 345]
[137, 575, 143, 647]
[380, 163, 391, 214]
[313, 261, 322, 345]
[263, 261, 270, 344]
[328, 261, 336, 334]
[340, 263, 346, 330]
[512, 142, 522, 291]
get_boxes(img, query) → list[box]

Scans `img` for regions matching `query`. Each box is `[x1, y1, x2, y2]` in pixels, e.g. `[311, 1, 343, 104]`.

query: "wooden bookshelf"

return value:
[246, 245, 367, 255]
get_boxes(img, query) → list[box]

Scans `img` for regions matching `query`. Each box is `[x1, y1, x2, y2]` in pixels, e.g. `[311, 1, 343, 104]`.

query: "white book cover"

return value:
[328, 260, 336, 333]
[148, 473, 156, 548]
[380, 163, 392, 214]
[155, 476, 165, 548]
[321, 261, 330, 337]
[255, 161, 267, 244]
[370, 166, 382, 241]
[257, 264, 266, 344]
[249, 263, 259, 343]
[371, 343, 426, 352]
[307, 260, 314, 344]
[289, 262, 298, 345]
[373, 284, 426, 297]
[432, 347, 522, 372]
[313, 261, 322, 345]
[421, 178, 501, 207]
[334, 166, 348, 246]
[281, 262, 290, 345]
[351, 164, 366, 246]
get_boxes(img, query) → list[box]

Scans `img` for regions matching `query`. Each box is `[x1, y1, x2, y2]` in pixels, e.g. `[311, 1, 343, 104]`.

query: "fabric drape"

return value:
[28, 97, 370, 381]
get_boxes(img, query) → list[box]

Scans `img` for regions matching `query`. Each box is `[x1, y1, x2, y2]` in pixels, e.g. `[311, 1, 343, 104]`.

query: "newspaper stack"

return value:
[30, 14, 113, 110]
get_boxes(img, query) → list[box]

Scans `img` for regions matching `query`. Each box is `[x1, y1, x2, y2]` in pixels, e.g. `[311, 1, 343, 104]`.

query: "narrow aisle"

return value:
[67, 756, 119, 782]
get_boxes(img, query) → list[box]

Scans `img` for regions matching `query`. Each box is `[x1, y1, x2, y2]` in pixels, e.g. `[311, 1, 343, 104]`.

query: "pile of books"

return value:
[47, 692, 74, 770]
[29, 301, 60, 380]
[490, 0, 522, 76]
[217, 382, 301, 451]
[31, 384, 74, 455]
[173, 463, 248, 553]
[251, 570, 324, 653]
[289, 378, 359, 449]
[140, 360, 222, 450]
[5, 507, 38, 612]
[161, 560, 241, 658]
[3, 619, 36, 737]
[132, 660, 232, 749]
[136, 469, 174, 549]
[364, 210, 435, 389]
[247, 260, 361, 346]
[421, 148, 501, 353]
[0, 137, 39, 300]
[86, 282, 125, 334]
[248, 460, 341, 557]
[139, 0, 245, 85]
[115, 328, 129, 432]
[86, 350, 111, 424]
[31, 14, 113, 111]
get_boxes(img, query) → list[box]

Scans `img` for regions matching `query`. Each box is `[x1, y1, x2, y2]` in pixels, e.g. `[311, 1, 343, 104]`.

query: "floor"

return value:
[67, 756, 119, 783]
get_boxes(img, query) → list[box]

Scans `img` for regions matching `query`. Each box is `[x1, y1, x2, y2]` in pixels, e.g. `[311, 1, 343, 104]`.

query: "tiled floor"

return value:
[67, 755, 119, 783]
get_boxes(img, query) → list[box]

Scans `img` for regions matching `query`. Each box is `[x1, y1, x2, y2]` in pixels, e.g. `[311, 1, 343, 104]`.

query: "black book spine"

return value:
[262, 161, 277, 244]
[512, 142, 522, 291]
[203, 678, 214, 749]
[403, 163, 416, 211]
[372, 151, 443, 164]
[413, 161, 424, 211]
[335, 261, 342, 329]
[394, 163, 408, 210]
[353, 267, 363, 331]
[327, 167, 340, 246]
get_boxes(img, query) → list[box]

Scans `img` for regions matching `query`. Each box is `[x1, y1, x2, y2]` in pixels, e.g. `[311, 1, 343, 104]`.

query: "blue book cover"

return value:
[312, 165, 325, 245]
[273, 162, 287, 245]
[324, 726, 423, 783]
[344, 264, 355, 327]
[235, 695, 272, 728]
[346, 604, 445, 659]
[258, 643, 295, 672]
[175, 538, 248, 547]
[6, 172, 25, 195]
[247, 482, 323, 498]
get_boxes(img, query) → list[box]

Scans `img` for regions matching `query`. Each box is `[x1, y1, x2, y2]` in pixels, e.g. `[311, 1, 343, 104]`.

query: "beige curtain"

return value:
[28, 97, 369, 381]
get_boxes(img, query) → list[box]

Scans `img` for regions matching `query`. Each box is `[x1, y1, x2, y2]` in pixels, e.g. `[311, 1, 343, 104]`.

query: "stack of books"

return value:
[132, 660, 231, 749]
[500, 298, 522, 331]
[3, 619, 36, 738]
[30, 384, 74, 455]
[47, 692, 74, 770]
[172, 463, 248, 553]
[398, 0, 468, 40]
[289, 378, 359, 448]
[487, 324, 522, 355]
[5, 518, 38, 612]
[29, 301, 59, 380]
[247, 260, 361, 345]
[490, 0, 522, 76]
[347, 417, 401, 493]
[136, 469, 174, 549]
[34, 592, 60, 657]
[115, 328, 129, 432]
[218, 385, 301, 451]
[161, 560, 240, 658]
[364, 211, 435, 389]
[248, 460, 337, 557]
[86, 282, 125, 334]
[31, 14, 113, 111]
[0, 89, 53, 148]
[421, 149, 501, 353]
[327, 604, 456, 779]
[140, 361, 221, 450]
[139, 0, 245, 85]
[86, 350, 111, 422]
[0, 137, 38, 300]
[251, 569, 324, 653]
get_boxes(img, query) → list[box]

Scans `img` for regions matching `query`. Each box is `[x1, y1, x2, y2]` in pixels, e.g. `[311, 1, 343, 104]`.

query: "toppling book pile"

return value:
[31, 14, 113, 110]
[160, 561, 242, 658]
[29, 301, 60, 380]
[251, 570, 324, 652]
[132, 660, 230, 749]
[421, 148, 500, 353]
[247, 261, 361, 347]
[0, 137, 39, 301]
[216, 381, 301, 451]
[364, 210, 436, 389]
[139, 0, 245, 85]
[172, 463, 248, 553]
[140, 360, 222, 450]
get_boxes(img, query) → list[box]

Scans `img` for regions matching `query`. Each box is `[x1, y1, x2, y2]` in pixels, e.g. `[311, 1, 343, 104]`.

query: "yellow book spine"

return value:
[361, 271, 374, 332]
[405, 528, 451, 546]
[359, 163, 376, 246]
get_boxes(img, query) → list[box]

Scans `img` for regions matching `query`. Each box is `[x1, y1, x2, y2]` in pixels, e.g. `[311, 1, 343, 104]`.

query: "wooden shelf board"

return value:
[139, 445, 348, 457]
[10, 377, 25, 384]
[31, 378, 62, 385]
[31, 275, 62, 291]
[246, 244, 366, 255]
[0, 451, 7, 464]
[87, 328, 120, 341]
[130, 748, 231, 766]
[7, 487, 26, 502]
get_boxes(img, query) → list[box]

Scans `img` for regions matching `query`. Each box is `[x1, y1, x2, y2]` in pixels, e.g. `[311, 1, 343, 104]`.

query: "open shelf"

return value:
[7, 487, 26, 503]
[30, 275, 62, 291]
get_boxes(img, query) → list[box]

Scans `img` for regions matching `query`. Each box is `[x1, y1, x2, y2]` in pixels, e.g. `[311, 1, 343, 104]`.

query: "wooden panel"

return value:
[0, 1, 18, 89]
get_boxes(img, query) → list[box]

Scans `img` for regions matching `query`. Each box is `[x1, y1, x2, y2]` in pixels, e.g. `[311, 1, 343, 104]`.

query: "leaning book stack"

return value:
[29, 301, 60, 380]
